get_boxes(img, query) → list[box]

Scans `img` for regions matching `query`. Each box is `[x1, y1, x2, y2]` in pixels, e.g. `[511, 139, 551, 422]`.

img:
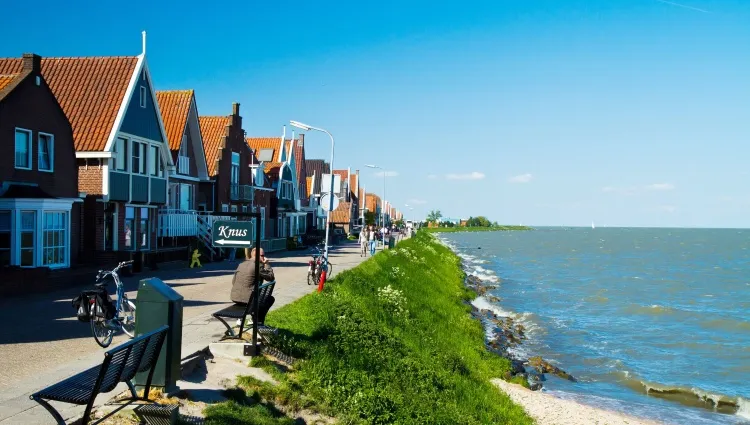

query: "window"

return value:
[15, 129, 32, 169]
[38, 133, 54, 172]
[299, 215, 306, 234]
[221, 204, 229, 213]
[104, 203, 116, 251]
[43, 212, 67, 267]
[149, 145, 158, 176]
[139, 86, 146, 108]
[124, 207, 135, 250]
[0, 211, 10, 267]
[139, 208, 150, 250]
[20, 211, 35, 267]
[179, 184, 193, 211]
[179, 134, 188, 156]
[231, 152, 240, 185]
[242, 205, 248, 213]
[230, 205, 238, 213]
[114, 137, 128, 171]
[132, 142, 141, 174]
[258, 149, 274, 162]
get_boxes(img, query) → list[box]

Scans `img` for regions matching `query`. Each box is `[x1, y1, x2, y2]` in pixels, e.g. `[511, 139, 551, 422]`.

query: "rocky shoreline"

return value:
[465, 273, 576, 390]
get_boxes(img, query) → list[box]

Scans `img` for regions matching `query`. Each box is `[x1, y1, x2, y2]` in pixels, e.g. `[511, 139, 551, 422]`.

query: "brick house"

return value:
[155, 90, 213, 246]
[0, 53, 82, 272]
[199, 104, 257, 213]
[0, 38, 173, 265]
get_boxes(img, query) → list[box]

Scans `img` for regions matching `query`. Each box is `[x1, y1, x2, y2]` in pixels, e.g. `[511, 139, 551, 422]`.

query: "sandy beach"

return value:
[493, 379, 664, 425]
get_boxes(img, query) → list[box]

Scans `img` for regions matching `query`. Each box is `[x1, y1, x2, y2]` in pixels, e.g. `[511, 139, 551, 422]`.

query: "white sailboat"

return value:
[591, 221, 595, 229]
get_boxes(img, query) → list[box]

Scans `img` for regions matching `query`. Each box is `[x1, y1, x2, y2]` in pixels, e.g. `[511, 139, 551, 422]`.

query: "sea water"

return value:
[441, 228, 750, 424]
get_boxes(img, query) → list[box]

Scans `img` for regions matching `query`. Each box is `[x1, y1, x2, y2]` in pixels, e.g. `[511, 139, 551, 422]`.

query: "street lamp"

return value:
[365, 164, 387, 231]
[290, 120, 335, 282]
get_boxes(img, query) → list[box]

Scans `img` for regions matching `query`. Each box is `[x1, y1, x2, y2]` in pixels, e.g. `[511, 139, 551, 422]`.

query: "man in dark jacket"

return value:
[230, 247, 275, 304]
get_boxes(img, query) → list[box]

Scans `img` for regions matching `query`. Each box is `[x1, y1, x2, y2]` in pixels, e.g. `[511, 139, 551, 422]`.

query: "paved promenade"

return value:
[0, 242, 368, 424]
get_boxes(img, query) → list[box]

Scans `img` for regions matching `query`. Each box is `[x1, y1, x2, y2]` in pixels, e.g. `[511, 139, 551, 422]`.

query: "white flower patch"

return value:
[390, 266, 405, 279]
[377, 284, 408, 317]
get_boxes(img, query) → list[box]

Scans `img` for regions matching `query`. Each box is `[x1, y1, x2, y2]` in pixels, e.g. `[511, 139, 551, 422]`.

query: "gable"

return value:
[156, 90, 191, 154]
[120, 67, 164, 143]
[281, 164, 293, 181]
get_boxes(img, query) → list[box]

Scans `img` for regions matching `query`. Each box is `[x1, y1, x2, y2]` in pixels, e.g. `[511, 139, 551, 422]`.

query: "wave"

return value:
[618, 373, 747, 416]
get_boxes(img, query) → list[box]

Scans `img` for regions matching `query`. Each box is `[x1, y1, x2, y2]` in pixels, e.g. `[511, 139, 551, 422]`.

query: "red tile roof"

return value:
[246, 137, 283, 174]
[330, 201, 352, 224]
[0, 74, 19, 92]
[199, 116, 230, 176]
[156, 90, 192, 159]
[366, 193, 381, 212]
[349, 173, 359, 200]
[306, 177, 313, 198]
[0, 56, 139, 151]
[333, 169, 349, 180]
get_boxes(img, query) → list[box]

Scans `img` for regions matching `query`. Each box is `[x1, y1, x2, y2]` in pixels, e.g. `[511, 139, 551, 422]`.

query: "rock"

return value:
[486, 295, 501, 303]
[510, 359, 526, 375]
[527, 356, 576, 382]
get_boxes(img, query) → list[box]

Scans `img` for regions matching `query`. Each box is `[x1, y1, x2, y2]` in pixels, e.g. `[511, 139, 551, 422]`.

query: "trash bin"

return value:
[388, 236, 395, 249]
[134, 278, 183, 393]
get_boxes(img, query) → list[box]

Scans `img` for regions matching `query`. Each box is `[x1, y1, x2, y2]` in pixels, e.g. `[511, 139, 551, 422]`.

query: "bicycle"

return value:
[90, 261, 137, 348]
[307, 245, 333, 285]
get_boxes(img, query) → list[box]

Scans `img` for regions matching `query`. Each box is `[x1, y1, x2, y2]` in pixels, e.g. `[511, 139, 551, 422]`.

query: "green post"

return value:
[134, 278, 183, 393]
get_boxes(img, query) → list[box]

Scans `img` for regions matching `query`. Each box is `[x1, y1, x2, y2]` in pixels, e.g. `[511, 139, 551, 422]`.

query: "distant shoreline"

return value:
[426, 225, 533, 233]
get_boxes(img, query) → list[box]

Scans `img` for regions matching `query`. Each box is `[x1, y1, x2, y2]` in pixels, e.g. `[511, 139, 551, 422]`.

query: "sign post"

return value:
[211, 216, 261, 355]
[211, 220, 254, 248]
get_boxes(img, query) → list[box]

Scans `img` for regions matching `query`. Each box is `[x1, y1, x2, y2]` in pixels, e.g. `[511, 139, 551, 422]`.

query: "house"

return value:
[0, 36, 174, 264]
[199, 103, 255, 214]
[330, 201, 354, 234]
[246, 131, 305, 239]
[349, 170, 360, 225]
[155, 90, 212, 245]
[286, 137, 315, 234]
[305, 159, 330, 229]
[365, 193, 382, 225]
[0, 53, 81, 274]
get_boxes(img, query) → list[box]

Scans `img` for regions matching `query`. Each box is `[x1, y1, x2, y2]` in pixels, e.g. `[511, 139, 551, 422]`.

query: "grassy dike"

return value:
[426, 225, 533, 233]
[204, 232, 532, 424]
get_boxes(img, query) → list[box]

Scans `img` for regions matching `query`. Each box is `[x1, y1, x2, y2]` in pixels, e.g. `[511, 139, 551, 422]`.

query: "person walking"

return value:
[359, 227, 369, 257]
[369, 225, 376, 256]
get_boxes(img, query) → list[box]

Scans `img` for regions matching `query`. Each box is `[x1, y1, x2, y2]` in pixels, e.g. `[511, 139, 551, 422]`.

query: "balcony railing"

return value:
[178, 155, 190, 175]
[230, 184, 254, 202]
[158, 209, 198, 237]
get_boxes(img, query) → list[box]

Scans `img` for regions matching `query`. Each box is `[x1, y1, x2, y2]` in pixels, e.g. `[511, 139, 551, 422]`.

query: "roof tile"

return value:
[330, 201, 352, 224]
[0, 56, 138, 151]
[199, 116, 230, 176]
[156, 90, 193, 158]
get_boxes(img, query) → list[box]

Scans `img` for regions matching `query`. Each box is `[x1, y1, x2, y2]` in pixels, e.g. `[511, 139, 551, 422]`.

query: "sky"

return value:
[2, 0, 749, 228]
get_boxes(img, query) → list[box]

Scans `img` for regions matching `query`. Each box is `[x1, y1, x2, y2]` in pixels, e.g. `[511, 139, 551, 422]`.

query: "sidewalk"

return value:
[0, 242, 367, 425]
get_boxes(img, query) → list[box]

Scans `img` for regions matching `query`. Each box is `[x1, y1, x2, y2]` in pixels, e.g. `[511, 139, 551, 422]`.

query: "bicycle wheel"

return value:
[91, 298, 114, 348]
[325, 262, 333, 277]
[119, 296, 137, 338]
[307, 271, 316, 286]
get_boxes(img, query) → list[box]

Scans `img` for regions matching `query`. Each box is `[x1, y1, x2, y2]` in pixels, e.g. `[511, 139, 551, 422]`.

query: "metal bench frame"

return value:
[213, 281, 276, 340]
[30, 325, 169, 425]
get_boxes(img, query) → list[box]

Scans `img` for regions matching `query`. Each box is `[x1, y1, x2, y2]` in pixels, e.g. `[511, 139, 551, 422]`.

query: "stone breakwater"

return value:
[464, 271, 576, 390]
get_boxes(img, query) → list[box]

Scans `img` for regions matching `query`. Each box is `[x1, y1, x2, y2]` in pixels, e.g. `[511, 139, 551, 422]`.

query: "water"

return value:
[441, 228, 750, 425]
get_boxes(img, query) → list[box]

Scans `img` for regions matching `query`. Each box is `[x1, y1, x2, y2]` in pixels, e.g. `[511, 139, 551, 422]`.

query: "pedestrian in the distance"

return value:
[369, 225, 376, 256]
[359, 227, 369, 257]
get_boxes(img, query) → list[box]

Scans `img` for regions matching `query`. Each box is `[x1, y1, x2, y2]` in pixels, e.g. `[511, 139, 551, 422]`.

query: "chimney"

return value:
[22, 53, 41, 73]
[299, 133, 304, 145]
[232, 102, 240, 116]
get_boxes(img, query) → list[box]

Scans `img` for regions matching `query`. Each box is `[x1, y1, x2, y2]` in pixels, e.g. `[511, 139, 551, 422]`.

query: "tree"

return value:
[426, 210, 443, 223]
[364, 211, 376, 226]
[394, 219, 404, 228]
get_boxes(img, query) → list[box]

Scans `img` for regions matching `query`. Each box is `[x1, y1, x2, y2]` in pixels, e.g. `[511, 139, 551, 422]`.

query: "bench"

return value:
[213, 281, 276, 340]
[30, 325, 169, 425]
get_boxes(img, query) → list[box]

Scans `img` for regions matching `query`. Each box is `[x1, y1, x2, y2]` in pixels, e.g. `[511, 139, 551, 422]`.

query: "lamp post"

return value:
[291, 120, 334, 288]
[365, 164, 387, 231]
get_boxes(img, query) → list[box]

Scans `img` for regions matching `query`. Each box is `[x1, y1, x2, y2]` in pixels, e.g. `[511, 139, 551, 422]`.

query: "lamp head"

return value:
[290, 120, 312, 131]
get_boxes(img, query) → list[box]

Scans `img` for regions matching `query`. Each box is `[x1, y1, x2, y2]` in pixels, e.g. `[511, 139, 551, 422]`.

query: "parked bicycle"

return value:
[307, 245, 333, 285]
[88, 261, 137, 347]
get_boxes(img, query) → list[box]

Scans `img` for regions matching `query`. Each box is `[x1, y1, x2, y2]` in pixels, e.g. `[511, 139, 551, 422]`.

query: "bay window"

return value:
[0, 211, 10, 266]
[20, 211, 35, 267]
[43, 212, 67, 266]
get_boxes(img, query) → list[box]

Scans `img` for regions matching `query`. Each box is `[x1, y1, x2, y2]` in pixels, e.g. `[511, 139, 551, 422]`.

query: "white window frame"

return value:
[42, 211, 67, 267]
[139, 86, 147, 108]
[14, 128, 32, 170]
[230, 205, 238, 213]
[38, 132, 54, 172]
[19, 211, 36, 268]
[221, 204, 229, 213]
[114, 137, 128, 171]
[242, 205, 248, 213]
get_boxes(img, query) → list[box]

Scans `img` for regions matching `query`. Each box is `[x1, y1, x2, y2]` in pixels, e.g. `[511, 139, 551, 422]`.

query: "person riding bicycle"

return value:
[230, 248, 275, 325]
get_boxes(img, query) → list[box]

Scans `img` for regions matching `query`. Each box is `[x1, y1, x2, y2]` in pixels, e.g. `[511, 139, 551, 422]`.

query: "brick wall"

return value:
[78, 159, 103, 195]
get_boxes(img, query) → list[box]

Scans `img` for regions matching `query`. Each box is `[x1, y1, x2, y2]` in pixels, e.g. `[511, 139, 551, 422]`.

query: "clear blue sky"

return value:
[2, 0, 749, 228]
